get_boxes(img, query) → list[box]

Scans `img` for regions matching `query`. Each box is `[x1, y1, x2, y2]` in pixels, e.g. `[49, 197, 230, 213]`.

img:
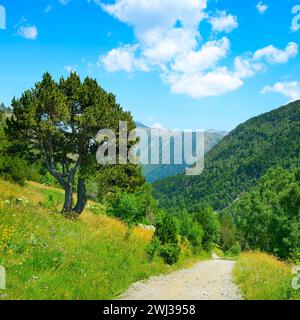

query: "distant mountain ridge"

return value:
[152, 100, 300, 214]
[135, 122, 225, 182]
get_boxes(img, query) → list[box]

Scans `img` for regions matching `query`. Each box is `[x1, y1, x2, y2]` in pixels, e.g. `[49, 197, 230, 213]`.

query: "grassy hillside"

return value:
[153, 101, 300, 213]
[0, 180, 205, 300]
[234, 252, 300, 300]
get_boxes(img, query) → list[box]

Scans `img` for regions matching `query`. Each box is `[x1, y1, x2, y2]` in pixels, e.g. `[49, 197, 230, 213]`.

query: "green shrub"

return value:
[107, 191, 142, 226]
[227, 242, 241, 257]
[155, 213, 178, 245]
[218, 211, 239, 252]
[147, 237, 161, 261]
[178, 212, 204, 253]
[0, 156, 28, 185]
[159, 243, 181, 265]
[150, 213, 181, 265]
[194, 207, 220, 252]
[106, 184, 156, 227]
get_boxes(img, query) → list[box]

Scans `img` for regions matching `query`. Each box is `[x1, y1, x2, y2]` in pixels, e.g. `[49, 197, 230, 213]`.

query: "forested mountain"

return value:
[225, 167, 300, 260]
[135, 123, 225, 182]
[153, 100, 300, 214]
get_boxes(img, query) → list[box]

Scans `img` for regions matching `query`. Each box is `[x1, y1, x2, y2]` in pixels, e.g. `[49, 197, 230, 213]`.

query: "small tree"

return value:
[179, 211, 204, 252]
[195, 207, 220, 251]
[6, 72, 139, 217]
[148, 212, 181, 265]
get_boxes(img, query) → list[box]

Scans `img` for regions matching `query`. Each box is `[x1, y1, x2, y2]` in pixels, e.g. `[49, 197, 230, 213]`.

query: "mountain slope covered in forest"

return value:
[153, 100, 300, 214]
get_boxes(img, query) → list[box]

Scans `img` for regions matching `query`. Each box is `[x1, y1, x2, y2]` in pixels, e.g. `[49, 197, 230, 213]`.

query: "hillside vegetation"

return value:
[221, 167, 300, 260]
[153, 101, 300, 214]
[0, 180, 204, 300]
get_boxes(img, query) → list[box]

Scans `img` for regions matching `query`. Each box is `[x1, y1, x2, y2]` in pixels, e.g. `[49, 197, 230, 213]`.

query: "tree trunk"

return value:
[62, 182, 74, 213]
[72, 177, 87, 216]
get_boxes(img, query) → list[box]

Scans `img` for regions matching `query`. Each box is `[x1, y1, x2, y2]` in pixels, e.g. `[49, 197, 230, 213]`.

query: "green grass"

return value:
[234, 252, 300, 300]
[213, 247, 225, 258]
[0, 180, 207, 300]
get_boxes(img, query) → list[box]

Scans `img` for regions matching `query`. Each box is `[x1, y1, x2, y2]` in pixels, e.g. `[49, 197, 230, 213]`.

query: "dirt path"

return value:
[120, 257, 242, 300]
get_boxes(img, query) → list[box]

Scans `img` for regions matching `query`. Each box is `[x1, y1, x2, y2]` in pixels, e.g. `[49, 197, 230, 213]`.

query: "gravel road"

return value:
[120, 258, 242, 300]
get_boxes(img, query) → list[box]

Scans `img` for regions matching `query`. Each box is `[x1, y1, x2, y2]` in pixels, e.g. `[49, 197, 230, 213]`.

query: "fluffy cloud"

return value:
[17, 25, 38, 40]
[253, 42, 298, 64]
[101, 0, 206, 67]
[234, 42, 298, 79]
[210, 11, 238, 33]
[261, 81, 300, 101]
[151, 123, 165, 130]
[101, 0, 207, 36]
[165, 68, 243, 99]
[234, 55, 264, 78]
[100, 0, 298, 99]
[101, 0, 241, 99]
[256, 1, 268, 14]
[172, 37, 230, 74]
[64, 65, 77, 73]
[101, 45, 149, 73]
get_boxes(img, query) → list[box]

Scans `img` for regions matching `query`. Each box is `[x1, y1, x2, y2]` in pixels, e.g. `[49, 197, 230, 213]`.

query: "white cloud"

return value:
[17, 25, 38, 40]
[101, 0, 243, 99]
[254, 42, 298, 64]
[101, 0, 207, 69]
[165, 68, 243, 99]
[102, 0, 207, 35]
[142, 28, 196, 65]
[210, 11, 238, 33]
[234, 55, 264, 78]
[172, 37, 230, 74]
[261, 81, 300, 101]
[64, 65, 77, 73]
[101, 45, 149, 73]
[256, 1, 268, 14]
[233, 42, 298, 79]
[100, 1, 298, 100]
[151, 123, 165, 130]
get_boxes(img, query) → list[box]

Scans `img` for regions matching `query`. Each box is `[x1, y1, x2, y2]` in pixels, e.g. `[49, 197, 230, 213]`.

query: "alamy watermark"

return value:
[292, 266, 300, 290]
[0, 5, 6, 30]
[96, 122, 205, 176]
[0, 266, 5, 290]
[292, 5, 300, 32]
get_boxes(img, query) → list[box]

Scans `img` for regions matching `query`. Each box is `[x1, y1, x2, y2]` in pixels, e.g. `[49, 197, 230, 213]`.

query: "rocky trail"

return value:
[121, 256, 242, 300]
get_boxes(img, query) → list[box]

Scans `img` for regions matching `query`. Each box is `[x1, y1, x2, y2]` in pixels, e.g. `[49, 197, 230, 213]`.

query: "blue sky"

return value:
[0, 0, 300, 131]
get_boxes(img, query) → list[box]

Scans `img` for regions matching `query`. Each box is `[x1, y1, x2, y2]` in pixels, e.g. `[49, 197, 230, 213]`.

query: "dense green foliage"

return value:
[5, 72, 145, 216]
[194, 207, 220, 251]
[218, 211, 240, 255]
[227, 167, 300, 260]
[92, 164, 146, 202]
[153, 101, 300, 214]
[148, 212, 181, 264]
[0, 111, 28, 185]
[148, 207, 218, 264]
[177, 211, 204, 253]
[106, 184, 156, 226]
